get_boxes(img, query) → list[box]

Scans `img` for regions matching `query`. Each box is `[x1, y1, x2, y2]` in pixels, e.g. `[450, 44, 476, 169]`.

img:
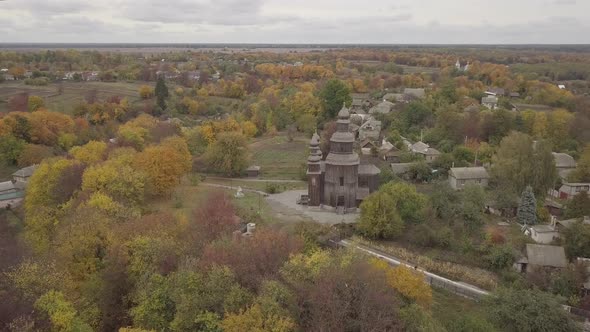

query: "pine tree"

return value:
[517, 186, 537, 225]
[155, 76, 169, 112]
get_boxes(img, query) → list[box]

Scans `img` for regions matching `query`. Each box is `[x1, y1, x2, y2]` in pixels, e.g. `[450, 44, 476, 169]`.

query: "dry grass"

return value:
[352, 236, 498, 290]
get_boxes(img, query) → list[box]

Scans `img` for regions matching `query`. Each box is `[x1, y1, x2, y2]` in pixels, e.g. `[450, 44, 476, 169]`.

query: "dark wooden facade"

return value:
[307, 105, 380, 212]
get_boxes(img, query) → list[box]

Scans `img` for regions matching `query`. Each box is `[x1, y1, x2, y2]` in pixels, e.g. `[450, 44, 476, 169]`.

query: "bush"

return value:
[24, 77, 49, 86]
[485, 245, 514, 271]
[265, 183, 281, 194]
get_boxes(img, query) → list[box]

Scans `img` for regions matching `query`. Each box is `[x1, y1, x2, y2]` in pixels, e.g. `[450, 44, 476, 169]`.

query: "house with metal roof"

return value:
[515, 244, 567, 273]
[449, 167, 490, 190]
[552, 152, 576, 180]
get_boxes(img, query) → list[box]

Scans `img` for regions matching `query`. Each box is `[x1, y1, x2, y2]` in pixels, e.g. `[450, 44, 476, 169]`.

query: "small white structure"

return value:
[482, 96, 499, 110]
[234, 186, 244, 198]
[528, 224, 559, 244]
[558, 84, 566, 90]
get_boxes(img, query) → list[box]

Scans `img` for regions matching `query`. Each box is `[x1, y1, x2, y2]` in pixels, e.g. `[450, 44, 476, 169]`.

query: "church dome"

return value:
[337, 104, 350, 119]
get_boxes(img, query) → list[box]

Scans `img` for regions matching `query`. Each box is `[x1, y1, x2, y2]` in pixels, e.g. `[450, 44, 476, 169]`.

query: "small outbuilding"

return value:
[246, 166, 261, 178]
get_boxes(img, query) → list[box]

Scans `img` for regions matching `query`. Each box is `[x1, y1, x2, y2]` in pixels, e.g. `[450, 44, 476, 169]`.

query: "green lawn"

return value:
[0, 164, 18, 182]
[202, 177, 306, 193]
[431, 289, 496, 331]
[249, 134, 309, 180]
[150, 176, 278, 225]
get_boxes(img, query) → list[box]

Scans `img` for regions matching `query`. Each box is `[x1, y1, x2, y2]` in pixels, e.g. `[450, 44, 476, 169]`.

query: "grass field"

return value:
[249, 133, 309, 180]
[0, 164, 18, 182]
[202, 177, 306, 193]
[150, 175, 279, 225]
[431, 289, 496, 331]
[0, 81, 146, 114]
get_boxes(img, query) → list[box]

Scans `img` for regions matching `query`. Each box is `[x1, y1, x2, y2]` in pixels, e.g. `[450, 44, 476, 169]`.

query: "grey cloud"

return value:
[4, 0, 97, 16]
[121, 0, 295, 26]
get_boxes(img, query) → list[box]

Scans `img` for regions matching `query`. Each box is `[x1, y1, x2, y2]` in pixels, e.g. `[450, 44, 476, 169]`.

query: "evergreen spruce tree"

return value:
[517, 186, 537, 225]
[155, 76, 169, 112]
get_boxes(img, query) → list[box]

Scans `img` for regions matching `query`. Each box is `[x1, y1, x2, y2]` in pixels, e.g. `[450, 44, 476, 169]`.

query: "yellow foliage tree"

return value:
[242, 121, 258, 138]
[222, 304, 295, 332]
[133, 143, 190, 195]
[139, 85, 155, 99]
[70, 140, 107, 164]
[371, 259, 433, 308]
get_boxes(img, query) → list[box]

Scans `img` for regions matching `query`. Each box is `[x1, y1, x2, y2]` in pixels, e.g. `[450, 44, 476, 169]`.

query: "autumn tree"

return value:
[17, 144, 54, 167]
[133, 140, 191, 195]
[222, 304, 295, 332]
[139, 85, 155, 99]
[562, 220, 590, 259]
[372, 259, 433, 308]
[35, 290, 92, 332]
[69, 140, 107, 164]
[319, 79, 351, 119]
[204, 131, 249, 177]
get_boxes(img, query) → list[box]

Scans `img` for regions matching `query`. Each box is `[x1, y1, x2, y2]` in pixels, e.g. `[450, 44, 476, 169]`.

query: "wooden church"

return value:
[307, 105, 381, 213]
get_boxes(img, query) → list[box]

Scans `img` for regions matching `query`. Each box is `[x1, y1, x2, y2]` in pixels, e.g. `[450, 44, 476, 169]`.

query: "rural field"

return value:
[0, 81, 145, 114]
[249, 133, 309, 180]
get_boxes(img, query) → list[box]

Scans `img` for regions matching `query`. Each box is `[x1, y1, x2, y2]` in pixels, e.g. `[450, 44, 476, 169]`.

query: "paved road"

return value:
[337, 239, 490, 300]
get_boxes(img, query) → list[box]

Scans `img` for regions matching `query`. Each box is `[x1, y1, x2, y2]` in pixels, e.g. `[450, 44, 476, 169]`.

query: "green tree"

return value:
[319, 79, 351, 119]
[492, 132, 556, 197]
[0, 134, 26, 165]
[570, 144, 590, 182]
[563, 220, 590, 259]
[204, 132, 250, 177]
[155, 76, 169, 112]
[485, 288, 578, 332]
[35, 290, 93, 332]
[28, 95, 45, 112]
[565, 191, 590, 219]
[358, 182, 426, 239]
[517, 186, 537, 225]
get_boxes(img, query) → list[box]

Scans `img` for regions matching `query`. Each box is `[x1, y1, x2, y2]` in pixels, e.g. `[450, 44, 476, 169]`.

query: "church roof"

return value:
[310, 133, 320, 146]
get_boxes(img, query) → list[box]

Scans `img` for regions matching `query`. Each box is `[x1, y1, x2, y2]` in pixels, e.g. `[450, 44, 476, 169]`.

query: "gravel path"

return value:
[266, 190, 359, 225]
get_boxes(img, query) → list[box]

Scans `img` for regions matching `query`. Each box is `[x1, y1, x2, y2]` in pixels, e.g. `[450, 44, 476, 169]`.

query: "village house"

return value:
[382, 92, 404, 103]
[390, 163, 413, 179]
[358, 117, 381, 141]
[482, 96, 499, 110]
[3, 73, 15, 81]
[306, 105, 380, 213]
[552, 152, 576, 180]
[368, 100, 394, 115]
[410, 141, 440, 163]
[13, 165, 38, 184]
[350, 93, 372, 112]
[558, 182, 590, 200]
[484, 87, 506, 97]
[514, 244, 567, 274]
[0, 165, 38, 209]
[382, 148, 401, 163]
[448, 167, 490, 190]
[403, 88, 426, 99]
[509, 92, 521, 98]
[359, 139, 378, 155]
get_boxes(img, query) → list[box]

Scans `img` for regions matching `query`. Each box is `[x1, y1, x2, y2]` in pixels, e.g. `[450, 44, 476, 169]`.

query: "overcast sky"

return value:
[1, 0, 589, 44]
